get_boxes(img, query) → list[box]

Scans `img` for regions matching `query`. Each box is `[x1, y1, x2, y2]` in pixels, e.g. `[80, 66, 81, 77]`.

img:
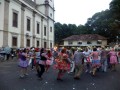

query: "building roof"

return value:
[63, 34, 107, 41]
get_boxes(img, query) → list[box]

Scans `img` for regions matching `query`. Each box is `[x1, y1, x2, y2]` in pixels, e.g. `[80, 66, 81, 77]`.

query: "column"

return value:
[45, 0, 49, 48]
[47, 19, 49, 48]
[20, 4, 26, 48]
[3, 0, 10, 47]
[41, 17, 44, 48]
[32, 11, 36, 47]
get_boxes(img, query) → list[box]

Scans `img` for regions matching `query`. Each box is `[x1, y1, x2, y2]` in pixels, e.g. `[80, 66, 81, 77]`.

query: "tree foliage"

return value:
[54, 0, 120, 45]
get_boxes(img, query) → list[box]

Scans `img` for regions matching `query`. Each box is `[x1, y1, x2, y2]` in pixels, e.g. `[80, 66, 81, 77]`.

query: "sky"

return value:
[54, 0, 112, 26]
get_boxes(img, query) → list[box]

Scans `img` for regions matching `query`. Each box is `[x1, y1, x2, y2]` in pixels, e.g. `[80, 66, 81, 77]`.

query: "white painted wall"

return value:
[43, 19, 47, 38]
[49, 20, 54, 40]
[0, 0, 4, 47]
[49, 7, 54, 19]
[8, 33, 21, 48]
[0, 0, 4, 30]
[0, 0, 54, 48]
[25, 37, 32, 48]
[0, 31, 3, 47]
[36, 0, 45, 14]
[8, 0, 22, 47]
[36, 0, 44, 4]
[38, 6, 45, 15]
[24, 8, 33, 47]
[8, 0, 21, 33]
[64, 40, 107, 46]
[102, 40, 107, 46]
[35, 14, 41, 37]
[49, 0, 54, 8]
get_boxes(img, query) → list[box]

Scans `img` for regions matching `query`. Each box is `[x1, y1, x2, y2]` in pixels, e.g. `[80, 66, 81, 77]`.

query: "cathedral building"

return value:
[0, 0, 55, 48]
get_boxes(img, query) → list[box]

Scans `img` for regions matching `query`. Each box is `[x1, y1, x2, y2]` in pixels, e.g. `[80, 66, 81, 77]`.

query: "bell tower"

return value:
[35, 0, 55, 48]
[35, 0, 54, 18]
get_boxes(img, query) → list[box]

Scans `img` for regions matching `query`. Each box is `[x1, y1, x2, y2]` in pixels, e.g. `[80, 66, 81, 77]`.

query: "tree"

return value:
[110, 0, 120, 35]
[54, 0, 120, 45]
[54, 23, 78, 45]
[85, 9, 118, 43]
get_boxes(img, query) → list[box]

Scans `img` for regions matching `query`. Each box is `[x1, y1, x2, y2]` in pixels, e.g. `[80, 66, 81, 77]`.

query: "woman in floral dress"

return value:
[55, 48, 70, 81]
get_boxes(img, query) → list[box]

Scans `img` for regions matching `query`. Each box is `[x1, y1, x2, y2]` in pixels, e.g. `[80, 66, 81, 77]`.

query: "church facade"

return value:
[0, 0, 55, 48]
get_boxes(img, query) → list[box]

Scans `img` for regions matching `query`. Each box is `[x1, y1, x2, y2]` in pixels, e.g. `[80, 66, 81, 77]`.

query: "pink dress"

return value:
[108, 51, 118, 64]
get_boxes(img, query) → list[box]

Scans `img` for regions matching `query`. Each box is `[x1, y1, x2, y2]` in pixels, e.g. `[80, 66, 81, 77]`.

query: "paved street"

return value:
[0, 58, 120, 90]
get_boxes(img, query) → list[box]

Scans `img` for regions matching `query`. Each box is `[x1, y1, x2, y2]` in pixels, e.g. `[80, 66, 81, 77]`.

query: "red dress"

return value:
[54, 53, 70, 71]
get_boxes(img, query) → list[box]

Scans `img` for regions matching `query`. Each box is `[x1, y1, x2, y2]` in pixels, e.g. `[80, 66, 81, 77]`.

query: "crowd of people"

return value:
[16, 46, 119, 81]
[0, 46, 15, 61]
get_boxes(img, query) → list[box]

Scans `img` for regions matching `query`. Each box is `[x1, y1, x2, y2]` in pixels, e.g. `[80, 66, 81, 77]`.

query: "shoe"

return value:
[24, 73, 29, 76]
[38, 77, 43, 80]
[57, 78, 63, 81]
[74, 77, 80, 80]
[19, 75, 24, 79]
[91, 73, 96, 77]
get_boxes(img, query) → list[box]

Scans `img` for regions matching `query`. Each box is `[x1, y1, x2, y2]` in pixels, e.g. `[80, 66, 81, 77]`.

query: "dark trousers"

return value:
[6, 54, 10, 60]
[38, 64, 45, 78]
[31, 59, 34, 69]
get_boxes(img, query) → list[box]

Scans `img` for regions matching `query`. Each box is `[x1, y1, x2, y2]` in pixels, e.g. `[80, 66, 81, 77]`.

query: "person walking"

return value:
[73, 48, 84, 80]
[67, 49, 74, 73]
[35, 48, 40, 76]
[83, 47, 92, 73]
[4, 45, 11, 60]
[11, 48, 15, 60]
[100, 47, 109, 72]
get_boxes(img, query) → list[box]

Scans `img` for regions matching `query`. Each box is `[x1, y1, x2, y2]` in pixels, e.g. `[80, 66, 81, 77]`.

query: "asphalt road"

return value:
[0, 58, 120, 90]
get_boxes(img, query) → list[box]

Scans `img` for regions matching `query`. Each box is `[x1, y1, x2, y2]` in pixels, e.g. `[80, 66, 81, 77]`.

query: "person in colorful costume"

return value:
[55, 48, 70, 81]
[90, 48, 101, 76]
[108, 48, 118, 71]
[18, 48, 29, 78]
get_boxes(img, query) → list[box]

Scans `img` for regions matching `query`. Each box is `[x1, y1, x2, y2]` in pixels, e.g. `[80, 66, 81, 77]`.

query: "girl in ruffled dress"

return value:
[55, 48, 70, 81]
[108, 48, 118, 71]
[45, 50, 53, 72]
[18, 48, 29, 78]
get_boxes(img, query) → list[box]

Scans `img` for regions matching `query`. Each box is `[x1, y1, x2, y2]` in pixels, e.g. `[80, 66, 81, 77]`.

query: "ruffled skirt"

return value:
[92, 60, 101, 68]
[18, 59, 28, 68]
[110, 56, 118, 64]
[54, 59, 70, 71]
